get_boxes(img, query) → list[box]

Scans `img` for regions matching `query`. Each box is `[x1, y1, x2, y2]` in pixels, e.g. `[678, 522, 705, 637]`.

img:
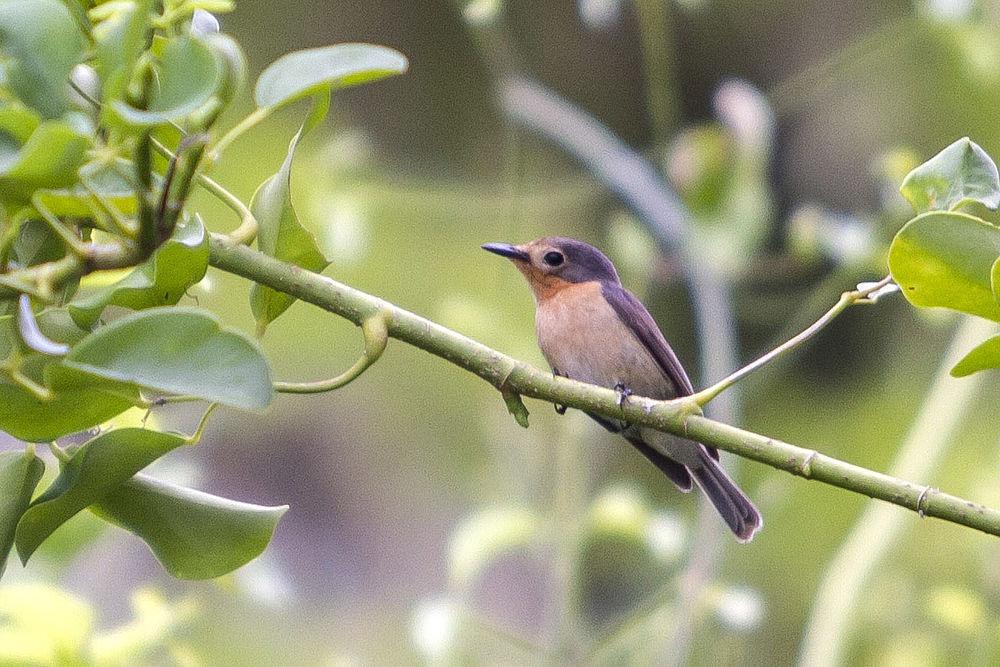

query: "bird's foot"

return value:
[614, 382, 633, 408]
[552, 367, 568, 415]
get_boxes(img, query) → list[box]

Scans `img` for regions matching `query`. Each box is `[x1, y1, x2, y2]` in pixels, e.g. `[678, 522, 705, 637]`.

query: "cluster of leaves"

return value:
[889, 137, 1000, 376]
[0, 0, 406, 580]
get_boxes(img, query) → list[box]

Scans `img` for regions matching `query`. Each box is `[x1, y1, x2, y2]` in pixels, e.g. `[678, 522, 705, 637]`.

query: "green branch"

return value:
[207, 234, 1000, 539]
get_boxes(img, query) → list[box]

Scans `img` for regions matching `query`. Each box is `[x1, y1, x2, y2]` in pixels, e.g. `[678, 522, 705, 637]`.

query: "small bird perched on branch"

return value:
[483, 237, 761, 542]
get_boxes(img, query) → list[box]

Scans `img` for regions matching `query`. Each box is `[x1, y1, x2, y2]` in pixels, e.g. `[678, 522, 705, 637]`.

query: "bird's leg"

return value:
[614, 382, 632, 408]
[553, 368, 567, 415]
[614, 382, 633, 431]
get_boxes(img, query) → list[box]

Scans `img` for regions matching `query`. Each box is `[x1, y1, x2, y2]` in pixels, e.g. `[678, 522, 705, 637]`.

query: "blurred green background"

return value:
[5, 0, 1000, 664]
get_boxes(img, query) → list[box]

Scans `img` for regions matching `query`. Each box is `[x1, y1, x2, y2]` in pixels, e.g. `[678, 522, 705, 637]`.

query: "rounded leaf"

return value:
[92, 474, 287, 580]
[68, 215, 209, 327]
[0, 120, 90, 203]
[254, 43, 408, 110]
[64, 307, 273, 409]
[0, 0, 85, 118]
[33, 160, 138, 218]
[15, 428, 187, 563]
[111, 36, 223, 127]
[0, 350, 139, 442]
[900, 137, 1000, 213]
[888, 212, 1000, 321]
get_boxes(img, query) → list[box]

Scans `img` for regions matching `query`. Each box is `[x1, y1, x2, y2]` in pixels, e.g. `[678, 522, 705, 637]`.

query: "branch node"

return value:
[916, 485, 933, 518]
[800, 450, 819, 478]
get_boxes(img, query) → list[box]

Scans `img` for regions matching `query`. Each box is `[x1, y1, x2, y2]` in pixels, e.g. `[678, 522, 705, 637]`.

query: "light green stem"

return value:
[273, 310, 390, 394]
[797, 315, 996, 667]
[211, 108, 271, 160]
[690, 275, 895, 407]
[47, 441, 70, 464]
[185, 402, 219, 445]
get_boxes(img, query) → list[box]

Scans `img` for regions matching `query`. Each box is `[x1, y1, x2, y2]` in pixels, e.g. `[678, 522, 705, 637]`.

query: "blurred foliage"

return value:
[0, 583, 196, 665]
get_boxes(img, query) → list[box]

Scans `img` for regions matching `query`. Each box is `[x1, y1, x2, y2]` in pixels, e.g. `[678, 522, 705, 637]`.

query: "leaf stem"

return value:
[211, 108, 271, 160]
[82, 183, 138, 239]
[690, 275, 896, 407]
[149, 137, 259, 245]
[185, 402, 219, 445]
[47, 441, 70, 464]
[273, 309, 390, 394]
[31, 196, 91, 259]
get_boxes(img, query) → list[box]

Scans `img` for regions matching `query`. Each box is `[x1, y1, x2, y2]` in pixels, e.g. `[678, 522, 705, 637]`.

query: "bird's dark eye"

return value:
[543, 251, 565, 267]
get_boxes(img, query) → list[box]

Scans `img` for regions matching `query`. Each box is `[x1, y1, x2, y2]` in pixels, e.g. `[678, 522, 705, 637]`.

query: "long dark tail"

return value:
[690, 451, 762, 542]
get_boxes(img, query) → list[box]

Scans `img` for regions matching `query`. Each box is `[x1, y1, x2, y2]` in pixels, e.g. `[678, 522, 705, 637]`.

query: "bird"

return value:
[482, 236, 761, 542]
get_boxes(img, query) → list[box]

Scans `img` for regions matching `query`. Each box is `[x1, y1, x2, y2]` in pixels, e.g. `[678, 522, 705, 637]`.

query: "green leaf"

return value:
[14, 428, 187, 563]
[249, 126, 330, 333]
[92, 474, 287, 579]
[0, 312, 138, 441]
[900, 138, 1000, 213]
[0, 102, 40, 145]
[0, 372, 137, 442]
[33, 160, 137, 218]
[204, 32, 247, 106]
[64, 307, 273, 409]
[12, 218, 65, 268]
[951, 335, 1000, 377]
[111, 35, 223, 127]
[11, 218, 81, 303]
[68, 215, 209, 327]
[254, 43, 408, 111]
[0, 120, 90, 203]
[0, 450, 45, 576]
[0, 0, 85, 118]
[888, 212, 1000, 321]
[91, 0, 151, 104]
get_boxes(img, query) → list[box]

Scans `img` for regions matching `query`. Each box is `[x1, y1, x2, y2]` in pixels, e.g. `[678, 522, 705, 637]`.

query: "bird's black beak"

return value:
[482, 242, 530, 262]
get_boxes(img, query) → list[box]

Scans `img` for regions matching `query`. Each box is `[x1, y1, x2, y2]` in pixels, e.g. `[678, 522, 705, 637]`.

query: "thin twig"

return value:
[690, 275, 896, 407]
[273, 309, 390, 394]
[150, 136, 259, 244]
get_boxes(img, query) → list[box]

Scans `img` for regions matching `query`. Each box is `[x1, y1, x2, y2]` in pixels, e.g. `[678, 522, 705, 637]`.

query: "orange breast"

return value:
[533, 281, 672, 398]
